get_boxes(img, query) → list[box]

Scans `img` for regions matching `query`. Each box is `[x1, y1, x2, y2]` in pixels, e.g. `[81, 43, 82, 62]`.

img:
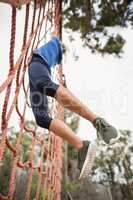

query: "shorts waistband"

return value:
[31, 54, 51, 73]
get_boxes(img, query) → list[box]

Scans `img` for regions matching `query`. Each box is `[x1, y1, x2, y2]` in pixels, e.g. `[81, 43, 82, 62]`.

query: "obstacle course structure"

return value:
[0, 0, 64, 199]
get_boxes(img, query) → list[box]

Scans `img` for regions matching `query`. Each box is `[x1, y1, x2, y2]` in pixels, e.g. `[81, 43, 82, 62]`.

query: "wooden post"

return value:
[0, 0, 30, 7]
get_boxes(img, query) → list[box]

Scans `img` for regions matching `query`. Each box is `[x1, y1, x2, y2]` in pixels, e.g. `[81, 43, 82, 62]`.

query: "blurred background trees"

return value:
[1, 119, 133, 200]
[92, 130, 133, 200]
[0, 122, 43, 200]
[62, 0, 133, 56]
[61, 120, 133, 200]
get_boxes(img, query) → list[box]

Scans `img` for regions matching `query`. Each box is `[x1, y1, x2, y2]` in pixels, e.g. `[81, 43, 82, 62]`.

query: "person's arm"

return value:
[52, 30, 58, 38]
[51, 25, 60, 38]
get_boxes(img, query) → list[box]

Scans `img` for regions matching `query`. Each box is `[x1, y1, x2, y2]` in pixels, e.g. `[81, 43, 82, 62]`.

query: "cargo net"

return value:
[0, 0, 63, 199]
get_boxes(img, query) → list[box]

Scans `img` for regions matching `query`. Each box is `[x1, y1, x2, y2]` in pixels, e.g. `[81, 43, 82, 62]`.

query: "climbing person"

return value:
[28, 30, 119, 179]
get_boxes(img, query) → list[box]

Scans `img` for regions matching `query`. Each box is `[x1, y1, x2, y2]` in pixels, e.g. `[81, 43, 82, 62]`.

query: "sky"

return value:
[63, 29, 133, 140]
[0, 3, 133, 141]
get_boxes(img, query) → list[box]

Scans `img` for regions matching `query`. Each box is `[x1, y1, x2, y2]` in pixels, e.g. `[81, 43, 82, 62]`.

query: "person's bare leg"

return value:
[49, 119, 83, 150]
[55, 85, 97, 123]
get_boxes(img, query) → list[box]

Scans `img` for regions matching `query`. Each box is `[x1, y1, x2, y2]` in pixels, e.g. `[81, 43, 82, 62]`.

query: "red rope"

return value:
[0, 1, 63, 200]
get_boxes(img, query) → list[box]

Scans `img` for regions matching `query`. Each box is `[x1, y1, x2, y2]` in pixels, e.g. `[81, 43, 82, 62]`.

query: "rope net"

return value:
[0, 0, 63, 199]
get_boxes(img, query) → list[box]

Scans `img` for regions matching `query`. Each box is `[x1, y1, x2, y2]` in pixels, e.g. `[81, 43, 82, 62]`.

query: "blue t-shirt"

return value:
[33, 36, 63, 69]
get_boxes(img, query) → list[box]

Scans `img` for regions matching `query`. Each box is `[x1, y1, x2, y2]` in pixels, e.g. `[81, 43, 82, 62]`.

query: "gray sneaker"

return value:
[93, 117, 119, 144]
[78, 141, 97, 180]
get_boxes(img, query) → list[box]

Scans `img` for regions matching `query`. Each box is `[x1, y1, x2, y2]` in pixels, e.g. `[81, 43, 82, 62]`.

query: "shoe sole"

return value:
[79, 142, 97, 180]
[107, 130, 121, 145]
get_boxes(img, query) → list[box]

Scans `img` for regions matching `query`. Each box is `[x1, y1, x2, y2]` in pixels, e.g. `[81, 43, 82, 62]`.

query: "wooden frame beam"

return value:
[0, 0, 30, 7]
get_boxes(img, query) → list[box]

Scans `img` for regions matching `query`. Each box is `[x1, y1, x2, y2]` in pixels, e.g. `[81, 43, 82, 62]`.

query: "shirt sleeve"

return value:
[51, 37, 63, 64]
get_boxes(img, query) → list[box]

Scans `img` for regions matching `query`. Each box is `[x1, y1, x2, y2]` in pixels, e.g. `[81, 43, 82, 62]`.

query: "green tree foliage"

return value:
[61, 111, 80, 200]
[63, 129, 133, 200]
[63, 0, 133, 55]
[65, 110, 80, 159]
[65, 110, 79, 133]
[0, 121, 43, 200]
[92, 130, 133, 199]
[0, 149, 13, 196]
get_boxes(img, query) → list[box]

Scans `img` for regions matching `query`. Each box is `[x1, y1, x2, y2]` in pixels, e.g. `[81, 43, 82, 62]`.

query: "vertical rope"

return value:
[0, 6, 16, 165]
[31, 0, 37, 34]
[1, 6, 16, 129]
[22, 4, 30, 49]
[24, 137, 35, 200]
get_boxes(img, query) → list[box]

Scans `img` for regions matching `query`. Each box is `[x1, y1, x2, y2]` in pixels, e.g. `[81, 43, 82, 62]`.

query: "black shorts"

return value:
[28, 54, 59, 129]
